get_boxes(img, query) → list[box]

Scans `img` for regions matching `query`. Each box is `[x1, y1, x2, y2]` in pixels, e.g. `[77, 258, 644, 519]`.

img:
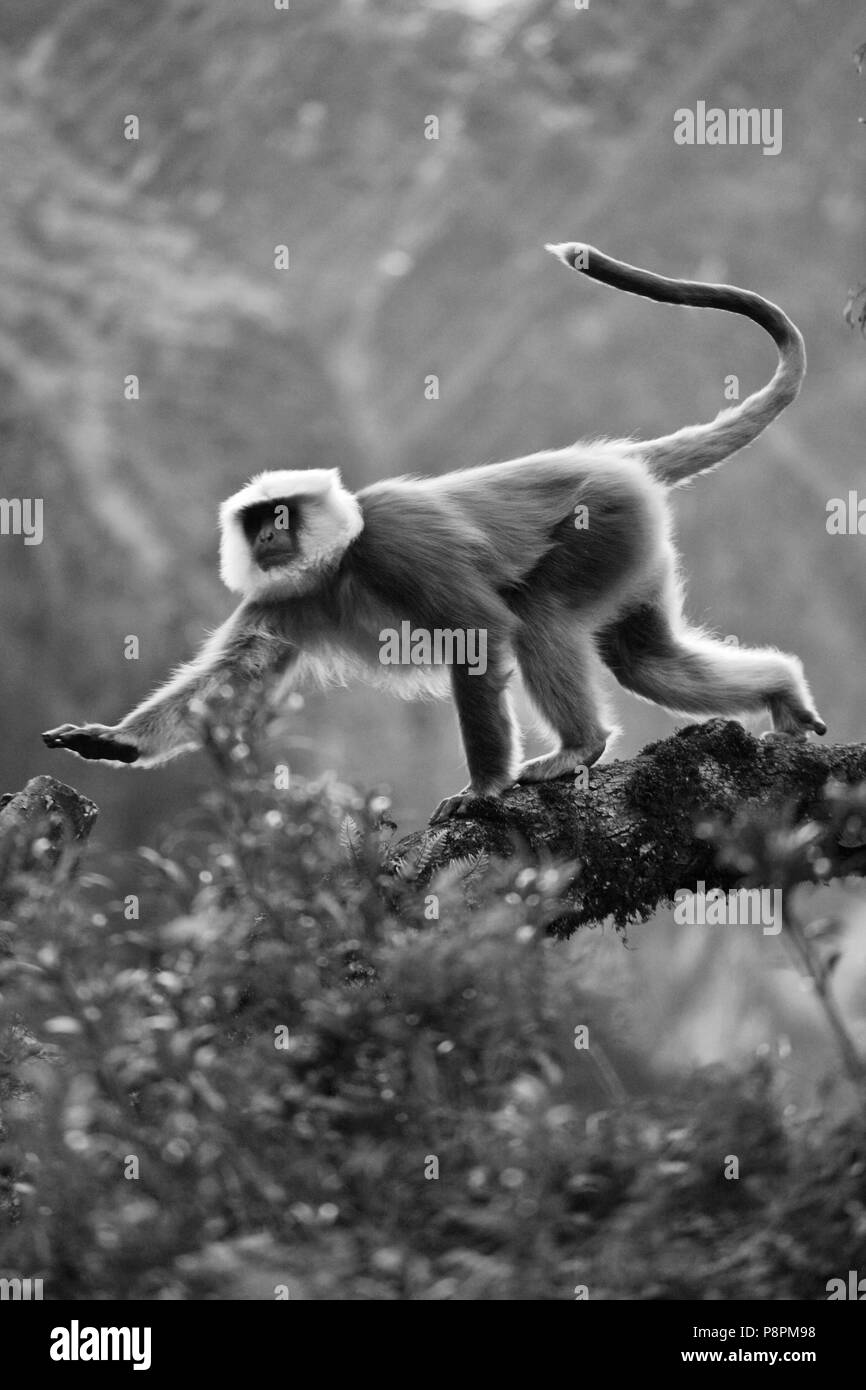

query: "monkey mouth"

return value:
[257, 549, 294, 570]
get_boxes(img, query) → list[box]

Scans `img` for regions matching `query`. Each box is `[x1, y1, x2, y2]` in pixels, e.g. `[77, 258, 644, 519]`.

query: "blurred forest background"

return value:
[1, 0, 866, 1301]
[1, 0, 863, 844]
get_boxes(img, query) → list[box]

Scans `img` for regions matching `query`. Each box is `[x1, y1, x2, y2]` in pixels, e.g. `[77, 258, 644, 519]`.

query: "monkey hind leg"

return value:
[596, 602, 826, 736]
[514, 620, 615, 783]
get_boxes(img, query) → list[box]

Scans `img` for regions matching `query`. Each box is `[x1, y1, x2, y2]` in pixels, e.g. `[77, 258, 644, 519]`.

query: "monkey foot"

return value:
[515, 744, 605, 784]
[760, 722, 826, 746]
[764, 710, 827, 740]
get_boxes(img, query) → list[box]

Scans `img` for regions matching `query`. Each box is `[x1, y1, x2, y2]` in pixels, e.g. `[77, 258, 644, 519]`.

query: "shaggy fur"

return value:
[43, 242, 825, 823]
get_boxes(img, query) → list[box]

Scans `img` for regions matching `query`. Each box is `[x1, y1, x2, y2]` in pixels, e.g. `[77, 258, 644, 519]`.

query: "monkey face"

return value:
[241, 499, 299, 571]
[219, 469, 363, 596]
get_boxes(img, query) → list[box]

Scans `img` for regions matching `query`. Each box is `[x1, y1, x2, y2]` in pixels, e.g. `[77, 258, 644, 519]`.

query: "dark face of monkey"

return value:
[241, 499, 298, 571]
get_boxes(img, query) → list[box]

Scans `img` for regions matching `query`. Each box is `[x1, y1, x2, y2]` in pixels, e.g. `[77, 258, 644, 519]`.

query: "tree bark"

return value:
[387, 720, 866, 930]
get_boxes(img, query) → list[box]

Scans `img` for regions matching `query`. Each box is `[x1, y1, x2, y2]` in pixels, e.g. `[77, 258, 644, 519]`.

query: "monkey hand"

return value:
[42, 723, 140, 764]
[431, 792, 475, 824]
[431, 786, 497, 824]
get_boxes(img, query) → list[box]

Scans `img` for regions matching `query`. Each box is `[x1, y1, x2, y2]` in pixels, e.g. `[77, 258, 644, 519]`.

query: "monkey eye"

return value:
[241, 500, 296, 542]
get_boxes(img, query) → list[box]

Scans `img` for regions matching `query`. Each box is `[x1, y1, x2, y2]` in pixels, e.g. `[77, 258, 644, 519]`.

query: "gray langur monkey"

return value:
[44, 243, 826, 823]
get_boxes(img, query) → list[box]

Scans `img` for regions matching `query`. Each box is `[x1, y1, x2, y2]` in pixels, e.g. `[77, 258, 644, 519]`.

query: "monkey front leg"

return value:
[431, 660, 520, 824]
[43, 694, 205, 768]
[43, 608, 293, 767]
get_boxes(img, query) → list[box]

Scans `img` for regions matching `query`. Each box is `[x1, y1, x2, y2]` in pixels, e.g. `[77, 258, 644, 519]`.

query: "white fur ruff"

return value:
[219, 468, 364, 596]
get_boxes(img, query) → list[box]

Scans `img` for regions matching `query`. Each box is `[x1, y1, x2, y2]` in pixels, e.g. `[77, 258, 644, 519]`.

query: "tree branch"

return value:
[387, 720, 866, 928]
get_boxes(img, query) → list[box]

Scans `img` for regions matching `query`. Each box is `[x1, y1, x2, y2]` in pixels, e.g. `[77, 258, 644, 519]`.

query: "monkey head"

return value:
[219, 468, 363, 597]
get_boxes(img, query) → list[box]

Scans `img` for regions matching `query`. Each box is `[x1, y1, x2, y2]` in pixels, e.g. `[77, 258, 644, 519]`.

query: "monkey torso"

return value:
[350, 445, 670, 626]
[238, 445, 671, 695]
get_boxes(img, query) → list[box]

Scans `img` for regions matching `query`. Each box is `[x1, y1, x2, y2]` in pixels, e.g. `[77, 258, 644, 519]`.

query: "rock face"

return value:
[0, 773, 97, 852]
[0, 775, 97, 923]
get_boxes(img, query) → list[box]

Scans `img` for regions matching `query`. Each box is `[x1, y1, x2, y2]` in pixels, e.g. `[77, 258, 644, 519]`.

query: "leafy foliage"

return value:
[2, 718, 865, 1299]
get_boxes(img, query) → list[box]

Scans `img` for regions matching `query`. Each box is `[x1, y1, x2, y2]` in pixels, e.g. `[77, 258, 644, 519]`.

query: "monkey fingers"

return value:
[42, 723, 140, 764]
[430, 788, 481, 824]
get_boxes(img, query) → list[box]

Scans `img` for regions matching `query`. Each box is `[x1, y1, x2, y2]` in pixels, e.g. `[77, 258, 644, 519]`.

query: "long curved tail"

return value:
[546, 242, 806, 487]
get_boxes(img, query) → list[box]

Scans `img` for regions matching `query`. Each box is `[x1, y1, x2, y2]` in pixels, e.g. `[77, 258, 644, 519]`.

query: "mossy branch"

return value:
[387, 720, 866, 928]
